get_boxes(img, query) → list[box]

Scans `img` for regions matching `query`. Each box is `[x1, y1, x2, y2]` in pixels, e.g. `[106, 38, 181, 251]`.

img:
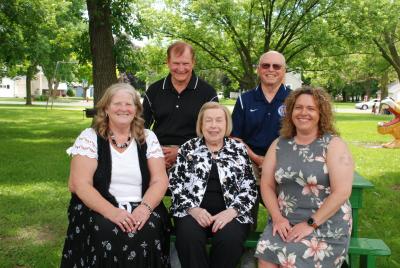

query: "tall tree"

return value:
[147, 0, 342, 89]
[85, 0, 145, 103]
[86, 0, 117, 104]
[344, 0, 400, 83]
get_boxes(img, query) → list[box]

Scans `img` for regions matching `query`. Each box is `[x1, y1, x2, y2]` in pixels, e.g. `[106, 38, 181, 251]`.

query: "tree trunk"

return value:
[380, 72, 389, 100]
[25, 66, 35, 105]
[86, 0, 117, 105]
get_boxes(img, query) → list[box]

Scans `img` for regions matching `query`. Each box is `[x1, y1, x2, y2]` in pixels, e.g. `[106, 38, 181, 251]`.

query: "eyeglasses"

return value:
[259, 63, 283, 71]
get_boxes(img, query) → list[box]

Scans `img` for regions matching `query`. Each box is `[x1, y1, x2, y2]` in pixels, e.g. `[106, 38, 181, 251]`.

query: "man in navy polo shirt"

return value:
[143, 41, 217, 169]
[232, 51, 290, 179]
[232, 51, 291, 268]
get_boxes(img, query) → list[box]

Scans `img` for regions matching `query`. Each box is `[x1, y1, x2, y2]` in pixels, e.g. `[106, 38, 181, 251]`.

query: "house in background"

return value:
[71, 82, 94, 98]
[0, 77, 15, 97]
[387, 81, 400, 101]
[0, 69, 68, 98]
[285, 71, 303, 91]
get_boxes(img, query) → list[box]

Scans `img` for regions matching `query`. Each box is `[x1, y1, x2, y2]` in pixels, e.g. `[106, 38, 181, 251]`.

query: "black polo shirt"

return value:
[143, 72, 217, 146]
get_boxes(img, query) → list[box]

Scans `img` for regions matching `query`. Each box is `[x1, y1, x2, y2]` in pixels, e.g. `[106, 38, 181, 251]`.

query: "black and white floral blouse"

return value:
[169, 137, 257, 224]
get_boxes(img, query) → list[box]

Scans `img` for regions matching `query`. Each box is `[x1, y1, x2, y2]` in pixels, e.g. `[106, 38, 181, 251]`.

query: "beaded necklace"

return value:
[110, 133, 132, 148]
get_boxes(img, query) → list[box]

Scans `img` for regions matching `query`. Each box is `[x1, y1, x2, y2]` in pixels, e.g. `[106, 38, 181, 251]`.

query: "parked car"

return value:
[355, 98, 380, 110]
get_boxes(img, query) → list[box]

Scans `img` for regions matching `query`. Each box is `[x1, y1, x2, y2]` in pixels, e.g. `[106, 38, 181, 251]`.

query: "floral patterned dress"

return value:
[255, 134, 352, 268]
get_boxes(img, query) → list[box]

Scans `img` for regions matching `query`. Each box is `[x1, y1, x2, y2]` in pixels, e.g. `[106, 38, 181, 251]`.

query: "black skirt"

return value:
[60, 199, 170, 267]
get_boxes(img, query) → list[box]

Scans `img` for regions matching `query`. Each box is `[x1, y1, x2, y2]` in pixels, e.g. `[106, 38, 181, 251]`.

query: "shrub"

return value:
[66, 89, 75, 97]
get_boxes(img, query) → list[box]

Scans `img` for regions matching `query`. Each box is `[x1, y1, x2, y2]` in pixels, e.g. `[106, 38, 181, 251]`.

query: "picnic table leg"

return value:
[360, 254, 376, 268]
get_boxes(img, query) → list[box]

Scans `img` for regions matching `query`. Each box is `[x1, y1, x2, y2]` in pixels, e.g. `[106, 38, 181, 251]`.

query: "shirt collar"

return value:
[162, 71, 199, 91]
[255, 84, 288, 102]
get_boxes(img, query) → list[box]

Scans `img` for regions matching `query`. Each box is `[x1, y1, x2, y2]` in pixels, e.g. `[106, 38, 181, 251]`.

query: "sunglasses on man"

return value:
[259, 63, 283, 71]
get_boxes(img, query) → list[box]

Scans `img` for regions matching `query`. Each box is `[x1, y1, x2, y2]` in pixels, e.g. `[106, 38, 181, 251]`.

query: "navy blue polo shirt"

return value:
[231, 84, 290, 156]
[143, 72, 217, 146]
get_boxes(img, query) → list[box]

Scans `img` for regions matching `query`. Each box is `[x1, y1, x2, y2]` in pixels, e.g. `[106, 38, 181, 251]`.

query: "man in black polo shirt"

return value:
[143, 41, 217, 168]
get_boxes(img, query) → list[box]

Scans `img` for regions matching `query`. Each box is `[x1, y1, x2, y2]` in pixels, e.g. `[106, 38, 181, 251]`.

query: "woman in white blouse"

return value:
[61, 83, 170, 267]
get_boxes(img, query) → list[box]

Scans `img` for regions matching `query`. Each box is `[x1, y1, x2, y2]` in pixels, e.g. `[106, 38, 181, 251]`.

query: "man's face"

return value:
[257, 53, 285, 88]
[167, 48, 195, 84]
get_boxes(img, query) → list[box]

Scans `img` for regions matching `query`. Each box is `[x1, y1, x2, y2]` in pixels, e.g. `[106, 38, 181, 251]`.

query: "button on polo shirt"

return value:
[143, 72, 217, 146]
[232, 84, 290, 156]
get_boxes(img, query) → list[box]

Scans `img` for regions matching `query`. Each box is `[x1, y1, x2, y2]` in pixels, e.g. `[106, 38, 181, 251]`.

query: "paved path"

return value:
[0, 100, 372, 114]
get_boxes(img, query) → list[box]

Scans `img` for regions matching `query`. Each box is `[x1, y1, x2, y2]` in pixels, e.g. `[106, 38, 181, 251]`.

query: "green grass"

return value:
[0, 105, 399, 267]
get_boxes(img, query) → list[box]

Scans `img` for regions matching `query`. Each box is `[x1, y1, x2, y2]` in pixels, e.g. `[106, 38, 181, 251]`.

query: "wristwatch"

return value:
[307, 217, 318, 229]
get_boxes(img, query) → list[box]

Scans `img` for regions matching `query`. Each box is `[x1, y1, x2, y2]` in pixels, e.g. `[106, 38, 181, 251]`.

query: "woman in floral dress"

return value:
[255, 87, 353, 268]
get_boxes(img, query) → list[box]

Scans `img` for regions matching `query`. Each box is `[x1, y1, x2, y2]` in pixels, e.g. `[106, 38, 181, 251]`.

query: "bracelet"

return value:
[140, 201, 153, 214]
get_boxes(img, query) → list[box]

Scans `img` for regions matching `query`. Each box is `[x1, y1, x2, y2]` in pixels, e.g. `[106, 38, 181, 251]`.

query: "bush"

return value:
[33, 95, 49, 101]
[66, 89, 75, 97]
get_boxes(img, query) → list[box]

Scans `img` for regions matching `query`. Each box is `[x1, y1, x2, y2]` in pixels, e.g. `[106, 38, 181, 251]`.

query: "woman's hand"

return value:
[108, 207, 137, 233]
[188, 207, 213, 227]
[286, 222, 314, 243]
[130, 205, 152, 232]
[210, 208, 237, 233]
[272, 215, 292, 241]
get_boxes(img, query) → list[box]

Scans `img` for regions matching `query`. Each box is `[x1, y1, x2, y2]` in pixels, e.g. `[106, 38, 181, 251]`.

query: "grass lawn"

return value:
[0, 105, 398, 267]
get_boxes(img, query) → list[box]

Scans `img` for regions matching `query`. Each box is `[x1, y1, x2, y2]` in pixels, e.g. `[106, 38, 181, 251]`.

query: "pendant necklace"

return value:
[110, 132, 131, 148]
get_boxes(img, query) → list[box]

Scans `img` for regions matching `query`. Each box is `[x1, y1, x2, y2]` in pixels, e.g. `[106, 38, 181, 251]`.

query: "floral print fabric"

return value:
[255, 134, 352, 268]
[169, 137, 257, 224]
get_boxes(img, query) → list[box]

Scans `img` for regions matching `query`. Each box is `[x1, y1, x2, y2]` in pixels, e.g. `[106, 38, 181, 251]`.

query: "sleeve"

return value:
[142, 89, 155, 129]
[66, 128, 98, 159]
[231, 95, 245, 138]
[168, 145, 196, 216]
[145, 129, 164, 159]
[229, 143, 258, 217]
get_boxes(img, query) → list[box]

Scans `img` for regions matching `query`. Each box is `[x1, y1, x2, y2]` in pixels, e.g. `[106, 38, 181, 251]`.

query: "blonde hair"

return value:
[280, 86, 339, 138]
[196, 102, 232, 137]
[93, 83, 146, 144]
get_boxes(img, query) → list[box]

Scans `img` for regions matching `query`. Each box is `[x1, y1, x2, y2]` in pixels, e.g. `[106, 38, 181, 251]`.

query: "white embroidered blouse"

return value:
[66, 128, 163, 207]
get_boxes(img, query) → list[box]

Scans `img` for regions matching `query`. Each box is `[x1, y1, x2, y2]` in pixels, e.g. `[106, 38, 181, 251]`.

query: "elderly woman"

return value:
[169, 102, 257, 268]
[61, 83, 170, 267]
[255, 87, 354, 267]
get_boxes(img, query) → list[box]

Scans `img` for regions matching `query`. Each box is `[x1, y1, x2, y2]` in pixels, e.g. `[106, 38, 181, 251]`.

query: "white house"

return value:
[387, 81, 400, 101]
[1, 70, 68, 98]
[285, 71, 303, 91]
[0, 77, 15, 97]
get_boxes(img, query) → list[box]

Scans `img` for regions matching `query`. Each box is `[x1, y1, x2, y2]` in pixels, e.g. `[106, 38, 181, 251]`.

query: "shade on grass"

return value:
[0, 105, 398, 267]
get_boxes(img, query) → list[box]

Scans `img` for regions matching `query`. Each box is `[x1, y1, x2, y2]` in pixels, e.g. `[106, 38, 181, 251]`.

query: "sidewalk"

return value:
[0, 100, 94, 109]
[0, 100, 371, 114]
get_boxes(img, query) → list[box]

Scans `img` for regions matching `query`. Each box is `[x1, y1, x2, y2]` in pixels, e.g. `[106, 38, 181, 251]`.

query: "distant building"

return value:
[387, 81, 400, 101]
[0, 70, 68, 98]
[0, 77, 15, 97]
[284, 71, 303, 91]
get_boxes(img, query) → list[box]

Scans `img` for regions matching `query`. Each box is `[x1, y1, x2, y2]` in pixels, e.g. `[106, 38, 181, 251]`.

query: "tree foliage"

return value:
[144, 0, 343, 89]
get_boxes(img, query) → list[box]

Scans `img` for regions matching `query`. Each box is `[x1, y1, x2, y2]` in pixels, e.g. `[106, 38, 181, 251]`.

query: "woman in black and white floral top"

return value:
[169, 102, 257, 268]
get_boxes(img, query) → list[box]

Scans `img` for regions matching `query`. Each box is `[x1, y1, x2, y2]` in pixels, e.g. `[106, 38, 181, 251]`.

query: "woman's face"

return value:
[291, 94, 320, 134]
[105, 90, 136, 128]
[201, 108, 226, 145]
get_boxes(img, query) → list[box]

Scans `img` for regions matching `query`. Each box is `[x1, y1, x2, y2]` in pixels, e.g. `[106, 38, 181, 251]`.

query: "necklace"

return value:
[110, 133, 131, 148]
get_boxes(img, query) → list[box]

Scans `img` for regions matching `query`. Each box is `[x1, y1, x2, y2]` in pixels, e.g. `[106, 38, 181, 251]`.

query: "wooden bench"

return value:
[168, 172, 391, 267]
